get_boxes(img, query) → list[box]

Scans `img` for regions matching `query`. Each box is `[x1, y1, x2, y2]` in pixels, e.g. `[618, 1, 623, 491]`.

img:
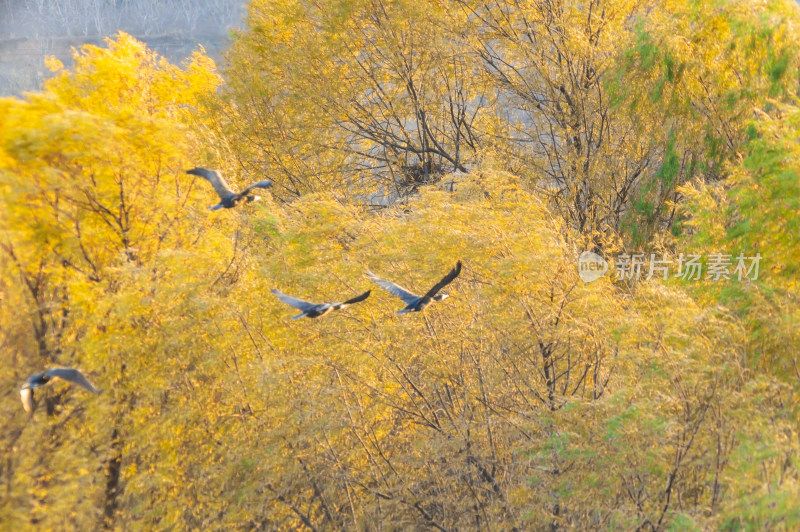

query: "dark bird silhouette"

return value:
[19, 368, 102, 414]
[368, 261, 462, 314]
[271, 289, 371, 319]
[186, 167, 272, 210]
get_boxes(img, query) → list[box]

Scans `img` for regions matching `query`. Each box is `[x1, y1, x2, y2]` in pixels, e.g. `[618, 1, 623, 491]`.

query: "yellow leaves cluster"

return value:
[42, 33, 220, 120]
[0, 33, 225, 284]
[0, 34, 251, 530]
[1, 6, 799, 529]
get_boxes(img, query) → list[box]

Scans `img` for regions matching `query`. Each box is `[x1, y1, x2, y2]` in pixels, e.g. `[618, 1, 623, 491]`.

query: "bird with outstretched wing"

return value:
[187, 167, 272, 210]
[271, 288, 371, 319]
[19, 367, 102, 415]
[368, 261, 462, 314]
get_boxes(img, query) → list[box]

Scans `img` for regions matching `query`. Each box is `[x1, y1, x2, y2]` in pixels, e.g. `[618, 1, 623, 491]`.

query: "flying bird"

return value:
[271, 289, 371, 319]
[187, 167, 272, 210]
[19, 368, 102, 414]
[368, 261, 462, 314]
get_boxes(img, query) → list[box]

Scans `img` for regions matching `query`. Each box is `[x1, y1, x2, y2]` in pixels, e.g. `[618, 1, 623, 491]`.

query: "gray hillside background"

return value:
[0, 0, 247, 96]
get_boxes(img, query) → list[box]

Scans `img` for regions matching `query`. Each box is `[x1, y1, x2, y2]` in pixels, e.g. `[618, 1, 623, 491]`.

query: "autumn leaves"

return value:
[188, 166, 464, 319]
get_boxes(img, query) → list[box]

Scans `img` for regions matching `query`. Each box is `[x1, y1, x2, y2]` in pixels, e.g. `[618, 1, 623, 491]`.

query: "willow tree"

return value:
[185, 169, 798, 530]
[2, 9, 799, 532]
[680, 101, 800, 380]
[451, 0, 800, 245]
[216, 0, 496, 201]
[603, 0, 800, 244]
[0, 33, 230, 529]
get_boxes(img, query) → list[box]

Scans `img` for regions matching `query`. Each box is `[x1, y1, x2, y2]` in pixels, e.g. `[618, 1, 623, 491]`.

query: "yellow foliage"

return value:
[1, 9, 798, 532]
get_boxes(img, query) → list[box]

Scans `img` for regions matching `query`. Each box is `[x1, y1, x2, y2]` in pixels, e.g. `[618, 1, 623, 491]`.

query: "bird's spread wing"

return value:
[187, 168, 236, 200]
[342, 290, 371, 306]
[422, 261, 462, 299]
[45, 368, 102, 394]
[367, 272, 419, 304]
[271, 289, 318, 312]
[240, 180, 273, 196]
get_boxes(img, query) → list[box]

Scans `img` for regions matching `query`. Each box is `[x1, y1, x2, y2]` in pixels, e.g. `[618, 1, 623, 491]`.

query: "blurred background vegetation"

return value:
[1, 0, 799, 530]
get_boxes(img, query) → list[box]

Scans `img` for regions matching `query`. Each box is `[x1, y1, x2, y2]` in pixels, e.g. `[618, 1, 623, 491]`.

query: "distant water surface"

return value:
[0, 0, 247, 96]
